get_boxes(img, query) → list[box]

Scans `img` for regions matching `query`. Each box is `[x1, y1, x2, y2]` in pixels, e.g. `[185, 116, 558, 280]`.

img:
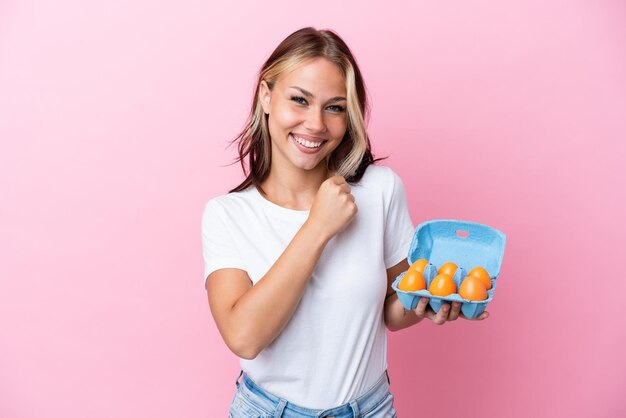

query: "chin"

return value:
[291, 158, 325, 171]
[295, 163, 322, 171]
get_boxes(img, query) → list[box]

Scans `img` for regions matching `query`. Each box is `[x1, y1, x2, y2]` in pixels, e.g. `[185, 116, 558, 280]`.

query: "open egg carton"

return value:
[392, 219, 506, 319]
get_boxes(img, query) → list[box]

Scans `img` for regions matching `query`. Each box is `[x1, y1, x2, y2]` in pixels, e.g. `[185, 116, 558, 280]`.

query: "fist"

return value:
[307, 175, 357, 241]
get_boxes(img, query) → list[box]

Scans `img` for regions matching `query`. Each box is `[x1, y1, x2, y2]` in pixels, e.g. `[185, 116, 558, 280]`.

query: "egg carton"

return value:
[392, 219, 506, 319]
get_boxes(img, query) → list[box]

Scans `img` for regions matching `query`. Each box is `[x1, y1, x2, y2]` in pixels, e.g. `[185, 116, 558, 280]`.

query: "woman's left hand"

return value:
[413, 298, 489, 325]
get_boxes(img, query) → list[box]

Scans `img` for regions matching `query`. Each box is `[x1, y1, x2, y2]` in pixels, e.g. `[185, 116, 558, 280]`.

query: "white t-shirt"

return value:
[201, 164, 414, 409]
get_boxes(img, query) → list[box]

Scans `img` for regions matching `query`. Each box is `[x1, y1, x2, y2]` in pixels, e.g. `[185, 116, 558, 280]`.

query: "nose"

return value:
[303, 108, 326, 133]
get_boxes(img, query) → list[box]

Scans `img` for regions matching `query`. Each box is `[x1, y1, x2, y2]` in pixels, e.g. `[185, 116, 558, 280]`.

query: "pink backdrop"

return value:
[1, 1, 625, 417]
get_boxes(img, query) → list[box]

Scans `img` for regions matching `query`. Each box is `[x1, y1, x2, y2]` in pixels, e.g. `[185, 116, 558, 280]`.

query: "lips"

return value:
[290, 134, 327, 153]
[292, 133, 326, 147]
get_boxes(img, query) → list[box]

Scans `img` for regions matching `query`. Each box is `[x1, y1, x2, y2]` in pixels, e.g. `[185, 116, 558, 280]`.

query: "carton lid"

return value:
[408, 219, 507, 279]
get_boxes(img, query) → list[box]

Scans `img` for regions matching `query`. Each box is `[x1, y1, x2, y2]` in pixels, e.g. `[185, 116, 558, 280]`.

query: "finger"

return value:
[447, 302, 462, 321]
[446, 302, 462, 321]
[331, 175, 347, 185]
[477, 311, 490, 320]
[413, 297, 430, 318]
[432, 303, 450, 325]
[460, 310, 490, 321]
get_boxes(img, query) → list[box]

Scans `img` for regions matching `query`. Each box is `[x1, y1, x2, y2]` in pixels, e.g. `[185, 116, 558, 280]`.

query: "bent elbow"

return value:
[226, 334, 261, 360]
[237, 349, 259, 360]
[231, 343, 260, 360]
[385, 322, 400, 332]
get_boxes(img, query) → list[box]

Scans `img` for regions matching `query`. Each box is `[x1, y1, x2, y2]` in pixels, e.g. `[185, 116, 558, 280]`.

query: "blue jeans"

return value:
[228, 369, 397, 418]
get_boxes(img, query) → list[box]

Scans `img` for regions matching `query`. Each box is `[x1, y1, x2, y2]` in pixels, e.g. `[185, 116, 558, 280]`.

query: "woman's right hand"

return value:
[307, 175, 358, 242]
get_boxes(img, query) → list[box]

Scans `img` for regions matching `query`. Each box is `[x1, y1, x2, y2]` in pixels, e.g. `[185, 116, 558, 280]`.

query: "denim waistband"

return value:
[236, 370, 391, 418]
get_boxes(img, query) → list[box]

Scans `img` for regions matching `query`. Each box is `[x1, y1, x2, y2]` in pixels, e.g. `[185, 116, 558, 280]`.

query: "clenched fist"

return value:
[306, 175, 357, 242]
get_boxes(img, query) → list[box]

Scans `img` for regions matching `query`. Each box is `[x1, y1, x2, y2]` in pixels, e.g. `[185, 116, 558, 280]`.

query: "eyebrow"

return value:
[289, 86, 346, 103]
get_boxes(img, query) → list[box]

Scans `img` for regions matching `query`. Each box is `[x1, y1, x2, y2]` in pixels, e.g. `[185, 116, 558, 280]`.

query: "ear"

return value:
[259, 80, 271, 115]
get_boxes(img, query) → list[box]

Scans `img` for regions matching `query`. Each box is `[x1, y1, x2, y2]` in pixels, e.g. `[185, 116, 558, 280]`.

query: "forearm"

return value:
[384, 292, 424, 331]
[230, 220, 329, 358]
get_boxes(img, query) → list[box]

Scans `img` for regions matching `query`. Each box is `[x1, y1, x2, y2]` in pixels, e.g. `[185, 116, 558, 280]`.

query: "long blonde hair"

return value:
[229, 27, 384, 193]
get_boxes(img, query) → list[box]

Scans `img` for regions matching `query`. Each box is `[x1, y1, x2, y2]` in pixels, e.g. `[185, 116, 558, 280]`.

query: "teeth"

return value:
[293, 134, 323, 148]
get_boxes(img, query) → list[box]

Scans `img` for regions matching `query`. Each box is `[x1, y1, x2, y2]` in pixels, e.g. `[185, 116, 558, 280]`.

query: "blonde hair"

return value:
[229, 27, 384, 193]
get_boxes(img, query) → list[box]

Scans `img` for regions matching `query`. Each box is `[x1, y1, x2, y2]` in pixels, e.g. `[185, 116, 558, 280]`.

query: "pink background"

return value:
[1, 0, 625, 417]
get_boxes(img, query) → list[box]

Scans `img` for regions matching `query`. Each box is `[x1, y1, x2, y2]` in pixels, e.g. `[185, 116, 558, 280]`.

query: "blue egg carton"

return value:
[392, 219, 506, 319]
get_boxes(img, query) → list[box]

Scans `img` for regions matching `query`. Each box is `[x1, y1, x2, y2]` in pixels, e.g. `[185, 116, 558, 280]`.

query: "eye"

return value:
[326, 105, 345, 113]
[290, 96, 308, 105]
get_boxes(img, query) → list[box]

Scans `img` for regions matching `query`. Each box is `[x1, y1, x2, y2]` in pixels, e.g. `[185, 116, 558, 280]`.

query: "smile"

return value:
[292, 134, 325, 149]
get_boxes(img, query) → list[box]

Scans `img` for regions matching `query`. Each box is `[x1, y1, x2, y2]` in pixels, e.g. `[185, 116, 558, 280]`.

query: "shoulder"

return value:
[361, 163, 399, 180]
[358, 163, 403, 191]
[203, 187, 258, 219]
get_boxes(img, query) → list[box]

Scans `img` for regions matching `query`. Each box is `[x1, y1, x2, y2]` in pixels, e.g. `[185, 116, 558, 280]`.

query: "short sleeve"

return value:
[383, 169, 415, 269]
[201, 199, 246, 288]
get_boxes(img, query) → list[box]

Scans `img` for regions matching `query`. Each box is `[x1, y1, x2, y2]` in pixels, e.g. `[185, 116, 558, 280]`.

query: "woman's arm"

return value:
[383, 259, 424, 331]
[207, 220, 330, 359]
[206, 176, 357, 360]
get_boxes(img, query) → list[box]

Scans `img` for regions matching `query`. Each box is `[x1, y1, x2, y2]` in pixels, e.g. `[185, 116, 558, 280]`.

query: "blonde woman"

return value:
[202, 27, 486, 418]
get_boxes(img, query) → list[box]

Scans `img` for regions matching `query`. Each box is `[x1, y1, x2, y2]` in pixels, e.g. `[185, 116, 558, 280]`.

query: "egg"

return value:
[410, 259, 429, 274]
[398, 270, 426, 292]
[459, 276, 488, 301]
[428, 273, 457, 296]
[438, 261, 458, 277]
[467, 266, 492, 290]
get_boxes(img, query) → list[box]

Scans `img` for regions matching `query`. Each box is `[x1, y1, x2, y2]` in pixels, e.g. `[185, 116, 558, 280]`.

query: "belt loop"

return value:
[274, 399, 287, 417]
[349, 399, 360, 417]
[235, 369, 243, 389]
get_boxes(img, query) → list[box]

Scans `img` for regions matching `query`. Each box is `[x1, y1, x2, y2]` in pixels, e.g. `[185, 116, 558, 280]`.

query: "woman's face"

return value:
[260, 57, 348, 175]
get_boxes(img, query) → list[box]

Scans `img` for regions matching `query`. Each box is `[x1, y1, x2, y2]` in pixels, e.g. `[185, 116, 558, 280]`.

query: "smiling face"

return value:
[259, 57, 348, 176]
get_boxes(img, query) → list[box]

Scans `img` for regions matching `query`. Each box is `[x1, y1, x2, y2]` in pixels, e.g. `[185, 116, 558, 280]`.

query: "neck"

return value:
[259, 164, 332, 211]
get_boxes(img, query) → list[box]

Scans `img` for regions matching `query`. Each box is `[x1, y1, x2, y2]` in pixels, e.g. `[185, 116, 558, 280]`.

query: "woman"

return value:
[202, 27, 488, 418]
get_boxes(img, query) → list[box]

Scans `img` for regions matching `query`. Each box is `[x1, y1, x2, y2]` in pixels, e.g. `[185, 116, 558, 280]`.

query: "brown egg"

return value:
[459, 276, 488, 301]
[398, 270, 426, 292]
[428, 273, 457, 296]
